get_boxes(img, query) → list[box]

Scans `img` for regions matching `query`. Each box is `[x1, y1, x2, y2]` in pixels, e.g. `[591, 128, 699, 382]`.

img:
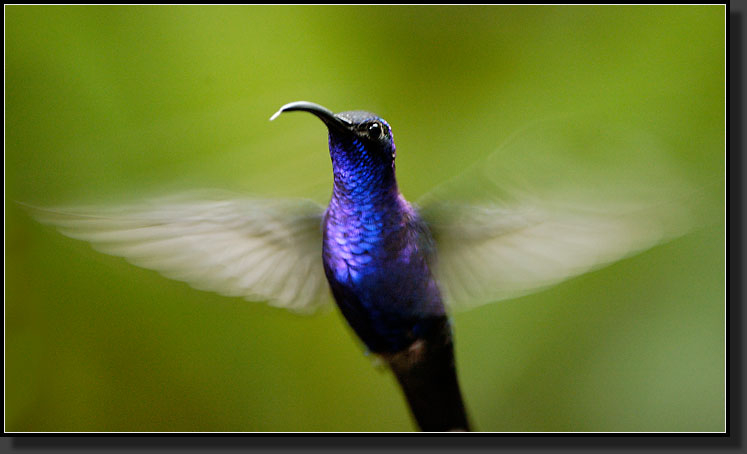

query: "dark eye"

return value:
[367, 122, 382, 137]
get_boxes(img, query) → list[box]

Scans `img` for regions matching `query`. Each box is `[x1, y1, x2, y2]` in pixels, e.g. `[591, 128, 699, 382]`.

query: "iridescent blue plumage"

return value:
[321, 110, 445, 353]
[23, 98, 699, 432]
[266, 102, 469, 431]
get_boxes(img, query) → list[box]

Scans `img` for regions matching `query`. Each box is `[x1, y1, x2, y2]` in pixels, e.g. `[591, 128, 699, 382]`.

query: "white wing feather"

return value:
[25, 190, 331, 314]
[420, 115, 701, 311]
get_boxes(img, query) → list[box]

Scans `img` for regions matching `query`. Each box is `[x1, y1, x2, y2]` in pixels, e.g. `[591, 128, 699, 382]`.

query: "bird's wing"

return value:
[24, 190, 331, 314]
[419, 114, 705, 311]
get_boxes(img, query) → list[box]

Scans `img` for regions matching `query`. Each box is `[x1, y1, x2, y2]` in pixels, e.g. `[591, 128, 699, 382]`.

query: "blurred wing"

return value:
[419, 114, 701, 311]
[24, 190, 331, 314]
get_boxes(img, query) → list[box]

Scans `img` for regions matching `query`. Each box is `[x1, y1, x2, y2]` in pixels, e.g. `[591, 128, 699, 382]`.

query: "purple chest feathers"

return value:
[324, 198, 388, 284]
[322, 194, 421, 285]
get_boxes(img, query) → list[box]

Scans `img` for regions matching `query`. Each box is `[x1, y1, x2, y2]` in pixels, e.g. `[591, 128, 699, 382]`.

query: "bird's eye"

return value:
[367, 122, 382, 137]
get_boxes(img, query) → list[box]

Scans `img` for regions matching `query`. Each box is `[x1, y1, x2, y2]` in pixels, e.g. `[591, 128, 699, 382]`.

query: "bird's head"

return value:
[271, 101, 397, 189]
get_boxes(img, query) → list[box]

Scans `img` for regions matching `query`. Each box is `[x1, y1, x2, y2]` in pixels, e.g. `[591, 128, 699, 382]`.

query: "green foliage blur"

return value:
[6, 5, 724, 432]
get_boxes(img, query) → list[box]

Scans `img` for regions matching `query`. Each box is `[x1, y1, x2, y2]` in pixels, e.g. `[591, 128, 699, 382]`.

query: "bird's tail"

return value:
[383, 317, 471, 432]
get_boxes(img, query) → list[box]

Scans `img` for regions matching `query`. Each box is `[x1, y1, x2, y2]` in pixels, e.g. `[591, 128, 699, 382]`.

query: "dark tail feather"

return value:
[383, 318, 471, 432]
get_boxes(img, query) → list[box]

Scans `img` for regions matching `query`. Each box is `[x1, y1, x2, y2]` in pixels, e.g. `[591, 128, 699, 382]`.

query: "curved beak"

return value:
[269, 101, 351, 133]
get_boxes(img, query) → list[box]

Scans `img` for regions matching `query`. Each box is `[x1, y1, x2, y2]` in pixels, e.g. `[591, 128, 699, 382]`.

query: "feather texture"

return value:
[23, 190, 331, 313]
[419, 114, 699, 310]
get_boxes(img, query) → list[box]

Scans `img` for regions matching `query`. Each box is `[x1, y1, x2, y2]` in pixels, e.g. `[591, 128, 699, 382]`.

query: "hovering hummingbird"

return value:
[26, 101, 696, 432]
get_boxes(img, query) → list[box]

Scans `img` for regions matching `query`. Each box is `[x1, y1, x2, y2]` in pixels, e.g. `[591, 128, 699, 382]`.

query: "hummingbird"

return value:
[25, 101, 696, 431]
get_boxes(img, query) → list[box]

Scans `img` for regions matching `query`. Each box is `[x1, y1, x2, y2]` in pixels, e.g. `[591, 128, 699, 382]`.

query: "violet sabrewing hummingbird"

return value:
[270, 101, 470, 431]
[25, 101, 697, 431]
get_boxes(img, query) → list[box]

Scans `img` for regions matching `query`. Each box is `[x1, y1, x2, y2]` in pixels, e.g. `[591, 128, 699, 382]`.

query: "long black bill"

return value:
[270, 101, 351, 133]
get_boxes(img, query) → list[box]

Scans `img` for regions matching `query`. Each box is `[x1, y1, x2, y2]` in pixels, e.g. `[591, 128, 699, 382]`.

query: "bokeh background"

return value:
[6, 5, 725, 432]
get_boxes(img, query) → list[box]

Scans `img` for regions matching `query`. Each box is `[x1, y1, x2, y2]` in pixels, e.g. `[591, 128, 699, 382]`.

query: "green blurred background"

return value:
[6, 6, 725, 432]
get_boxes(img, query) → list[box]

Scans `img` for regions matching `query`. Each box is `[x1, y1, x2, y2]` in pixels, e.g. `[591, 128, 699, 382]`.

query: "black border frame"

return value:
[4, 2, 738, 452]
